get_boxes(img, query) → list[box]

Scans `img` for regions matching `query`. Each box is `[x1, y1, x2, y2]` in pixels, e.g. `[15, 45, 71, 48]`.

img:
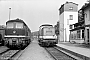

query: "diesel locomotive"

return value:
[4, 18, 31, 49]
[38, 24, 57, 46]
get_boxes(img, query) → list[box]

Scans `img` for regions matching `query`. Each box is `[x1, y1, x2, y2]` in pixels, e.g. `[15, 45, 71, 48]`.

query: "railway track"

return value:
[45, 47, 83, 60]
[0, 49, 21, 60]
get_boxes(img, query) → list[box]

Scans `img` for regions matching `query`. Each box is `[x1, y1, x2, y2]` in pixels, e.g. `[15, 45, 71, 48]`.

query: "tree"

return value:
[78, 9, 84, 23]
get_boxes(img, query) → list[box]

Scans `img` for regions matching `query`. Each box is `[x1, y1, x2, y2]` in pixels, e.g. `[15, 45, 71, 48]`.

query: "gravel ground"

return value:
[0, 46, 9, 53]
[17, 39, 54, 60]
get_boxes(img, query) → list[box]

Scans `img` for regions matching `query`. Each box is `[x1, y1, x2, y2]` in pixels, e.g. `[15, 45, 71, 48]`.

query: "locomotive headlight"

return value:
[18, 38, 22, 43]
[8, 39, 13, 43]
[5, 38, 8, 43]
[5, 38, 8, 41]
[21, 38, 25, 40]
[22, 41, 25, 43]
[54, 35, 57, 39]
[19, 38, 25, 43]
[13, 30, 16, 33]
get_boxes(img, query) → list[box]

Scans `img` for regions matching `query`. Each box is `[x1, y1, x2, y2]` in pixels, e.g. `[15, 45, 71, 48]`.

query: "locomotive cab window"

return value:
[6, 22, 14, 28]
[44, 28, 55, 36]
[15, 22, 23, 28]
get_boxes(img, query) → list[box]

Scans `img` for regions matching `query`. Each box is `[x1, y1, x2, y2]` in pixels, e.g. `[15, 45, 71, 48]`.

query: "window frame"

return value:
[15, 22, 24, 29]
[69, 15, 73, 20]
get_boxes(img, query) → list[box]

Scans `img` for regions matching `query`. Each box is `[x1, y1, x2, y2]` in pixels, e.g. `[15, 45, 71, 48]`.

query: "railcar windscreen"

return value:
[43, 27, 55, 36]
[6, 22, 14, 28]
[16, 22, 23, 28]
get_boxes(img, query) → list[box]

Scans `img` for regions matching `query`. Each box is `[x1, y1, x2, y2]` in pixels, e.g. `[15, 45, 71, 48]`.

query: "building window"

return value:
[69, 25, 74, 29]
[77, 30, 81, 39]
[69, 7, 73, 10]
[71, 33, 73, 39]
[82, 30, 84, 39]
[69, 15, 73, 20]
[87, 29, 89, 41]
[74, 33, 76, 39]
[89, 10, 90, 21]
[69, 25, 72, 29]
[85, 13, 87, 18]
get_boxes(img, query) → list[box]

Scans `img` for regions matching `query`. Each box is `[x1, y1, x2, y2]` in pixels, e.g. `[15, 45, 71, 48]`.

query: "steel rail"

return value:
[0, 50, 21, 60]
[45, 47, 83, 60]
[54, 47, 83, 60]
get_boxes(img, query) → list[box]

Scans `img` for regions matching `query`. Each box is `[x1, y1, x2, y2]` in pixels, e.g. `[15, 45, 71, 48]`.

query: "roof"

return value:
[6, 18, 26, 26]
[70, 21, 85, 31]
[6, 18, 24, 23]
[70, 26, 85, 31]
[85, 24, 90, 27]
[40, 24, 53, 27]
[80, 2, 90, 10]
[59, 1, 78, 10]
[70, 21, 84, 26]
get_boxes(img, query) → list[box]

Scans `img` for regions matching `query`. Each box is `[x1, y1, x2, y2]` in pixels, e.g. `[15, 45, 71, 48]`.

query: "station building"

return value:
[81, 2, 90, 44]
[69, 1, 90, 44]
[58, 2, 78, 43]
[69, 21, 85, 43]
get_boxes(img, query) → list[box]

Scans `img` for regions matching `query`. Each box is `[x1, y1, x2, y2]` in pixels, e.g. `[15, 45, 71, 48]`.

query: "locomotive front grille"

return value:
[12, 40, 17, 44]
[5, 29, 25, 35]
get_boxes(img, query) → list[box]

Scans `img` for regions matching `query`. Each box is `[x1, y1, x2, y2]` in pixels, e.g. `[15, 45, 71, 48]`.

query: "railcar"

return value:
[38, 24, 57, 46]
[0, 26, 5, 45]
[4, 18, 31, 49]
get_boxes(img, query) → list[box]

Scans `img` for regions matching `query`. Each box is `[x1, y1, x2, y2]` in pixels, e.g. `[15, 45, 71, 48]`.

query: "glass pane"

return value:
[44, 28, 55, 36]
[7, 23, 14, 28]
[16, 22, 23, 28]
[69, 15, 73, 20]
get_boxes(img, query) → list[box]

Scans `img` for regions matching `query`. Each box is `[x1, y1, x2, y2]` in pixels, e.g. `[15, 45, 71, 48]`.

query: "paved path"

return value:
[16, 40, 54, 60]
[0, 46, 9, 53]
[57, 43, 90, 58]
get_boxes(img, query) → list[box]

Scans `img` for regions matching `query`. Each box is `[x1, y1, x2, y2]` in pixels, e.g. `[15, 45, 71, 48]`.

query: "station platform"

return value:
[56, 42, 90, 60]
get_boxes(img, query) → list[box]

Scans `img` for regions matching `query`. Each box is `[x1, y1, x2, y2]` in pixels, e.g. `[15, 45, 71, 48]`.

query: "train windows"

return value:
[7, 23, 14, 28]
[16, 22, 23, 28]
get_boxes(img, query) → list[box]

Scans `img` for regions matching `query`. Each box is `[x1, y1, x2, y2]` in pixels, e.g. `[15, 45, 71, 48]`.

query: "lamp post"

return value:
[9, 7, 11, 20]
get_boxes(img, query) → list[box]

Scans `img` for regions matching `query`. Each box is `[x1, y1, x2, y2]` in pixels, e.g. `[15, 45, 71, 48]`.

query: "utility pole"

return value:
[9, 8, 11, 20]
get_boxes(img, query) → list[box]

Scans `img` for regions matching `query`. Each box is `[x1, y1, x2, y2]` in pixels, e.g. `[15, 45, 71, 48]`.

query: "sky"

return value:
[0, 0, 87, 32]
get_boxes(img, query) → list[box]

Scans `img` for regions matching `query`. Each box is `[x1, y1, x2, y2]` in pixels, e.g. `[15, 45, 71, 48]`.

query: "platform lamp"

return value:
[9, 7, 11, 20]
